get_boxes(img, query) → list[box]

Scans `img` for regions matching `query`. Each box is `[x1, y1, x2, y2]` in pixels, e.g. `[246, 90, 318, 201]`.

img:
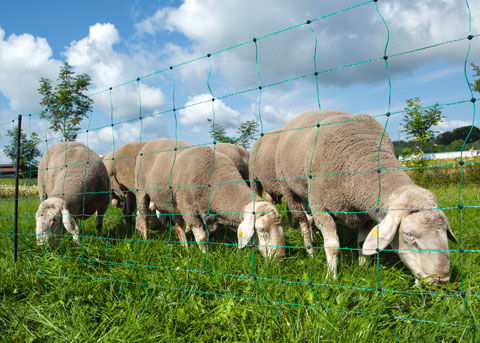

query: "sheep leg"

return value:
[122, 192, 136, 226]
[281, 188, 314, 256]
[172, 217, 188, 250]
[135, 192, 150, 240]
[357, 225, 370, 266]
[312, 212, 339, 280]
[73, 219, 80, 243]
[298, 218, 314, 257]
[95, 202, 109, 236]
[190, 225, 207, 253]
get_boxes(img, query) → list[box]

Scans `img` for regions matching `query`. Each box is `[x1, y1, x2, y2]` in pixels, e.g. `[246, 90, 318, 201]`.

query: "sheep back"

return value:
[104, 141, 143, 194]
[215, 143, 250, 183]
[170, 146, 253, 227]
[276, 110, 413, 226]
[249, 129, 283, 203]
[38, 141, 109, 217]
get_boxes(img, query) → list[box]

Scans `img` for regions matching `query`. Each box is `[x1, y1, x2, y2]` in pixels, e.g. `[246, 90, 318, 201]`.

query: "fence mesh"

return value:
[1, 0, 478, 340]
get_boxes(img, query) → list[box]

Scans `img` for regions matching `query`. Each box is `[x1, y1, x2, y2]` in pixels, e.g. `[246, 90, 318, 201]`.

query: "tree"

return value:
[472, 63, 480, 93]
[436, 125, 480, 145]
[208, 119, 259, 149]
[236, 120, 259, 149]
[401, 97, 445, 151]
[38, 62, 93, 141]
[3, 128, 41, 176]
[208, 120, 236, 144]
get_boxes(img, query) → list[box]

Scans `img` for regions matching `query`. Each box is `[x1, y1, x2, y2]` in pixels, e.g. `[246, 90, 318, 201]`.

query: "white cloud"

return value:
[0, 27, 61, 113]
[77, 116, 169, 156]
[179, 93, 242, 132]
[65, 23, 166, 120]
[435, 119, 472, 131]
[135, 0, 480, 89]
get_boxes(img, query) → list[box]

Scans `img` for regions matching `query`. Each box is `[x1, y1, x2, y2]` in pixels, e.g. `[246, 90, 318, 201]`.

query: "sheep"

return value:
[215, 143, 250, 185]
[135, 140, 251, 234]
[103, 142, 143, 225]
[249, 131, 282, 202]
[135, 138, 285, 258]
[275, 110, 457, 283]
[36, 141, 110, 245]
[249, 130, 294, 226]
[134, 138, 193, 240]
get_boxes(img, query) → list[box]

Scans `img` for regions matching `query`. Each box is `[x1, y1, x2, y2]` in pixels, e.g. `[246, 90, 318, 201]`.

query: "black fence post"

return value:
[14, 114, 22, 263]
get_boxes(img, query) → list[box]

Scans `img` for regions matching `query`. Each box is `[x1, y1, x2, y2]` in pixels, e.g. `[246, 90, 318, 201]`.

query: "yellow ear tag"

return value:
[372, 228, 378, 238]
[239, 230, 243, 237]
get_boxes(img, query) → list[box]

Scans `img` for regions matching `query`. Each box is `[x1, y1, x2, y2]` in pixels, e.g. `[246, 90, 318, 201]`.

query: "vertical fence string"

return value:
[251, 37, 280, 333]
[204, 56, 227, 306]
[305, 21, 334, 338]
[458, 0, 477, 340]
[373, 2, 402, 341]
[165, 66, 185, 303]
[105, 87, 125, 301]
[131, 78, 151, 311]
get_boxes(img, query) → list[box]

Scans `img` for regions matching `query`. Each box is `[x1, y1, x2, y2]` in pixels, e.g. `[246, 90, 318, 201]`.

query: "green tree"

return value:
[208, 119, 259, 148]
[3, 128, 41, 176]
[401, 97, 445, 151]
[38, 62, 93, 141]
[208, 120, 236, 144]
[436, 125, 480, 145]
[236, 120, 259, 149]
[472, 63, 480, 93]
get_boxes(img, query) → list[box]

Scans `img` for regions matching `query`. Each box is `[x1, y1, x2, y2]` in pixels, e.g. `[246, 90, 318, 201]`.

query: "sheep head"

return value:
[362, 186, 457, 284]
[35, 197, 64, 245]
[238, 201, 285, 259]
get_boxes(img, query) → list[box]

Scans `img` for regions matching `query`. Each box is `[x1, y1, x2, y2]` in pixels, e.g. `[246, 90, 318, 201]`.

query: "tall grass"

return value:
[0, 184, 478, 342]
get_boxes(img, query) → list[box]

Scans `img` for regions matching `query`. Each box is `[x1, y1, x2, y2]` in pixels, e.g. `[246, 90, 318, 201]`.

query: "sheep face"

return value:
[35, 198, 63, 245]
[362, 208, 457, 284]
[238, 202, 285, 259]
[395, 210, 455, 284]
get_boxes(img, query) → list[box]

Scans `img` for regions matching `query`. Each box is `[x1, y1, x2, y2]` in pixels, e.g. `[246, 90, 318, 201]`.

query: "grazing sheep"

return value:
[215, 143, 250, 185]
[249, 130, 285, 203]
[249, 130, 294, 226]
[103, 142, 143, 225]
[275, 110, 457, 283]
[136, 139, 285, 258]
[36, 141, 109, 245]
[135, 138, 193, 240]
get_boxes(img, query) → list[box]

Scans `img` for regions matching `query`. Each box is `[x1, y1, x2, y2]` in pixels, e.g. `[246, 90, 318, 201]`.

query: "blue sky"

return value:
[0, 0, 479, 162]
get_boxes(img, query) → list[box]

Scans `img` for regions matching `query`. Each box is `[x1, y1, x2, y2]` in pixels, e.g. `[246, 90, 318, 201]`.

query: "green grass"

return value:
[0, 178, 37, 186]
[0, 185, 479, 342]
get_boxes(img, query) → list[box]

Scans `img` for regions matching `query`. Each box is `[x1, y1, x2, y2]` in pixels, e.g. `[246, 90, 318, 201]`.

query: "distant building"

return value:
[0, 164, 15, 177]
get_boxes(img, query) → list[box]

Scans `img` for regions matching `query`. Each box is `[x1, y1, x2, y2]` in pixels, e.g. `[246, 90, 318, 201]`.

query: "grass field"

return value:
[0, 183, 479, 342]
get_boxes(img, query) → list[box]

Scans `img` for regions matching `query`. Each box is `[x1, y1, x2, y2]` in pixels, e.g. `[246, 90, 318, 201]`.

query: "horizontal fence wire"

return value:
[0, 0, 478, 340]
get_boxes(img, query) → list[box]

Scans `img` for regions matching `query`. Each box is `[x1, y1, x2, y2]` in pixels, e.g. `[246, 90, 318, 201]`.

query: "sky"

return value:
[0, 0, 479, 162]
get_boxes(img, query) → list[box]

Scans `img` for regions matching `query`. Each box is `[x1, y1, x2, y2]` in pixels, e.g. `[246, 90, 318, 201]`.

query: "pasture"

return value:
[0, 182, 479, 342]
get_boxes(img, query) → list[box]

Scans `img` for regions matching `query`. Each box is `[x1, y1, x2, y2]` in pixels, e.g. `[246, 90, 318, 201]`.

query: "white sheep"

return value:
[135, 139, 285, 258]
[103, 141, 143, 225]
[215, 143, 250, 185]
[275, 110, 457, 283]
[36, 141, 109, 245]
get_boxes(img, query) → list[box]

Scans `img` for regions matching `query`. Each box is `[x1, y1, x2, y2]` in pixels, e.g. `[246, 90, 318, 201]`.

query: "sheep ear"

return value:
[237, 214, 255, 248]
[62, 208, 75, 235]
[446, 223, 458, 243]
[362, 214, 401, 255]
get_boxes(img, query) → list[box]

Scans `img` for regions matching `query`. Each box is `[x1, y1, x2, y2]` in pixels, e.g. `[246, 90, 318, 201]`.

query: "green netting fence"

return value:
[1, 0, 479, 340]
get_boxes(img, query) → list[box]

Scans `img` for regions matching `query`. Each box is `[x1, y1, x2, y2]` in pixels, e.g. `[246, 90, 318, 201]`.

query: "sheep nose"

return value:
[274, 247, 286, 260]
[438, 276, 449, 284]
